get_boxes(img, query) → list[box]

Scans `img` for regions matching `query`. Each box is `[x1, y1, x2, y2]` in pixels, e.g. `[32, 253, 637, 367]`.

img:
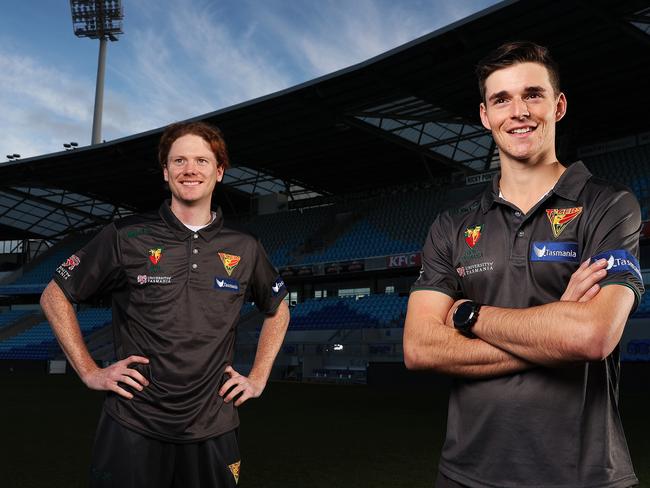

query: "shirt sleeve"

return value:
[248, 238, 288, 314]
[582, 189, 645, 307]
[410, 212, 463, 299]
[52, 223, 124, 304]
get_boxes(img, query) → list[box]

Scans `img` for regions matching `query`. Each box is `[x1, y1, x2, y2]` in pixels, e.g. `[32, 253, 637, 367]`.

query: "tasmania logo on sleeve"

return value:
[464, 225, 483, 248]
[271, 276, 286, 296]
[218, 252, 241, 276]
[591, 250, 642, 281]
[546, 207, 582, 238]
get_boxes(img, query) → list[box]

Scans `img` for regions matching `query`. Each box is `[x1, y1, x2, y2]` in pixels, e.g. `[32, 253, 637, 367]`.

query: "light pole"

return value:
[69, 1, 124, 145]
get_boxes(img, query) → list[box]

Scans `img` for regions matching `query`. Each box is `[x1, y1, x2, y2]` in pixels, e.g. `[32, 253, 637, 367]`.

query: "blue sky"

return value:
[0, 0, 499, 160]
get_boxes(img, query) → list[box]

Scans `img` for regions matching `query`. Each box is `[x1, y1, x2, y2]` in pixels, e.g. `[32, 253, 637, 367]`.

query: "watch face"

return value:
[455, 302, 474, 324]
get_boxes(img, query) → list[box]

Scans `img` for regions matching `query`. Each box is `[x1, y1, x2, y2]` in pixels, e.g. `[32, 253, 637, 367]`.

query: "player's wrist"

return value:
[453, 301, 482, 338]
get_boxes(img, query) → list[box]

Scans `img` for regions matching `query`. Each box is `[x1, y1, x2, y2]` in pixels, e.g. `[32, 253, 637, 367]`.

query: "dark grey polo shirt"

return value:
[412, 162, 643, 488]
[54, 201, 287, 442]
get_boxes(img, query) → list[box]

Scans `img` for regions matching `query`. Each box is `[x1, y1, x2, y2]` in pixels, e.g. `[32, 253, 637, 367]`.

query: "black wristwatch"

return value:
[453, 301, 482, 338]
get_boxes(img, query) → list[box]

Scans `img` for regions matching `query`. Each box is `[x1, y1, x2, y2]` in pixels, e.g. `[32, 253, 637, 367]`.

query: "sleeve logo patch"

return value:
[55, 254, 80, 280]
[62, 254, 81, 270]
[218, 252, 241, 276]
[546, 207, 582, 238]
[464, 225, 483, 248]
[214, 276, 240, 292]
[591, 250, 642, 281]
[530, 242, 579, 262]
[271, 277, 285, 296]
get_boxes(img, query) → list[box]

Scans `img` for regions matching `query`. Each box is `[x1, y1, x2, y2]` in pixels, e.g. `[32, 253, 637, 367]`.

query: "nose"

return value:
[182, 159, 200, 173]
[511, 97, 529, 119]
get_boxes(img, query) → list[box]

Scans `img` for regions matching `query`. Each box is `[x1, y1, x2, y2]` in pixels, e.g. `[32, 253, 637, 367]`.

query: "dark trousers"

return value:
[90, 410, 240, 488]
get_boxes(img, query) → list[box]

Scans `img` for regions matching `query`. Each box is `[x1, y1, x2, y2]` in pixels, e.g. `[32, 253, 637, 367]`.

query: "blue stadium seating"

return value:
[288, 294, 408, 330]
[0, 308, 111, 360]
[0, 309, 31, 330]
[583, 145, 650, 219]
[0, 234, 90, 294]
[242, 186, 446, 267]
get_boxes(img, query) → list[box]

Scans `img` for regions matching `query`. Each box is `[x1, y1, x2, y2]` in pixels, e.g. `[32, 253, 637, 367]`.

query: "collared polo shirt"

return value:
[54, 201, 287, 442]
[412, 162, 643, 488]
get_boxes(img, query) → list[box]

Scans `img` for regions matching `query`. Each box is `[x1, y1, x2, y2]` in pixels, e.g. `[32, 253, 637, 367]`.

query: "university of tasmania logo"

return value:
[228, 461, 241, 484]
[546, 207, 582, 238]
[218, 252, 241, 276]
[464, 225, 483, 248]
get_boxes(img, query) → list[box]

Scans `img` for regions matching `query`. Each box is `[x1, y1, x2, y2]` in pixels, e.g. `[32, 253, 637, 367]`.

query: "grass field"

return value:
[1, 373, 648, 488]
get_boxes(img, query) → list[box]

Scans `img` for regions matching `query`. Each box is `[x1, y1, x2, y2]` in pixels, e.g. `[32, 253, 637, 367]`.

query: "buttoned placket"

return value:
[190, 233, 200, 275]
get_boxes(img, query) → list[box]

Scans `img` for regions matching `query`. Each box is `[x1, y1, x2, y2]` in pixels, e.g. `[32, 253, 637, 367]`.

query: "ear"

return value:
[163, 165, 169, 182]
[216, 164, 225, 183]
[555, 92, 567, 122]
[479, 102, 491, 130]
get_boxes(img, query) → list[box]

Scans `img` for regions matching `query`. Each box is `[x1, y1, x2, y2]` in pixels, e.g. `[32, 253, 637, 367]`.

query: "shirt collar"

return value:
[159, 200, 224, 241]
[480, 161, 592, 214]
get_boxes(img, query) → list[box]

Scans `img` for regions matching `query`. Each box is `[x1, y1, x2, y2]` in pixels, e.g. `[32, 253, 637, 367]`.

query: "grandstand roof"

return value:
[1, 0, 650, 238]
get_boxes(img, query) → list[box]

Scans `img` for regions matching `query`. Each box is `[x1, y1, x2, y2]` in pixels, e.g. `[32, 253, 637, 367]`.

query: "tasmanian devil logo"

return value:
[546, 207, 582, 238]
[149, 248, 163, 265]
[464, 225, 483, 249]
[218, 252, 241, 276]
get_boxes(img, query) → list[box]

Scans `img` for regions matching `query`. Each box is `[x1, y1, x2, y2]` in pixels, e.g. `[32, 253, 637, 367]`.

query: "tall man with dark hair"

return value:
[41, 121, 290, 487]
[404, 41, 642, 488]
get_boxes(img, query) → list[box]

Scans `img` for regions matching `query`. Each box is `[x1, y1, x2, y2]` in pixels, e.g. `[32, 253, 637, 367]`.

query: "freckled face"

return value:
[479, 62, 566, 164]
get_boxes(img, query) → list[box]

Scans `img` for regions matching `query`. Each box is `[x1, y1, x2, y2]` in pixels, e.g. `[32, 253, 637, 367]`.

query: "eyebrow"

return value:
[488, 85, 547, 102]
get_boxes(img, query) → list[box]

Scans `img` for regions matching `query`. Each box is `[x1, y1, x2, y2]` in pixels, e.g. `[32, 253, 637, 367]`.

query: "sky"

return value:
[0, 0, 500, 161]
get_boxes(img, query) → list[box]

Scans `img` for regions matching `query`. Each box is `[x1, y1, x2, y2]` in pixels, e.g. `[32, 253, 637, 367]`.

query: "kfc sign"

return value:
[387, 253, 421, 268]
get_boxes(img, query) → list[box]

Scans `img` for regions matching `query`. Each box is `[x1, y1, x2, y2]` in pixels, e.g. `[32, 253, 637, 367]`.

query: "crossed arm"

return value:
[403, 258, 635, 378]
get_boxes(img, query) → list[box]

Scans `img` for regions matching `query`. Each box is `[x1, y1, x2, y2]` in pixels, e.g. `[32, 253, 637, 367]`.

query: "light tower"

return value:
[69, 0, 124, 145]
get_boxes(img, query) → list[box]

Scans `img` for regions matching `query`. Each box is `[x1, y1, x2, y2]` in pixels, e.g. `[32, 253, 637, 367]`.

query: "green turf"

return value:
[1, 374, 648, 488]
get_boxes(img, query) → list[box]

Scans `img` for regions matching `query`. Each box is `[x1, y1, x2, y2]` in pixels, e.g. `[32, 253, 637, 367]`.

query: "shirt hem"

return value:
[438, 463, 638, 488]
[409, 285, 459, 299]
[600, 281, 642, 311]
[103, 405, 240, 444]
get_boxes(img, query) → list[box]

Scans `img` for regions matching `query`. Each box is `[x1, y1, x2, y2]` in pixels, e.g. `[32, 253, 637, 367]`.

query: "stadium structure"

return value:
[1, 0, 650, 384]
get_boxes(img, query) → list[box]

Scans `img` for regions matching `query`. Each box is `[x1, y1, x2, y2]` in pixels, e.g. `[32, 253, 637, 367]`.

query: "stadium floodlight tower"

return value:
[69, 0, 124, 145]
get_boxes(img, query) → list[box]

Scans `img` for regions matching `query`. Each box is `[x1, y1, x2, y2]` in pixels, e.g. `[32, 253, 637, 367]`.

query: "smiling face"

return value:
[163, 134, 224, 209]
[479, 62, 566, 165]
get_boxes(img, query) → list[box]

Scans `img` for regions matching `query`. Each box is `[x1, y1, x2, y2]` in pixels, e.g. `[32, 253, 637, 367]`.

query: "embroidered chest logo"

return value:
[464, 225, 483, 249]
[149, 248, 163, 265]
[138, 247, 171, 285]
[546, 207, 582, 238]
[218, 252, 241, 276]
